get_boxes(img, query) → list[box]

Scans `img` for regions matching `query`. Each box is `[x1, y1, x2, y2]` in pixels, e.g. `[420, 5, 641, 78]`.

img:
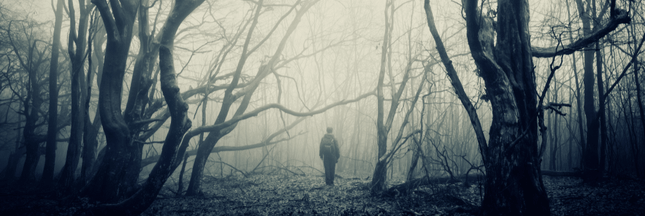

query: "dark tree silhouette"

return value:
[41, 0, 64, 187]
[423, 0, 629, 214]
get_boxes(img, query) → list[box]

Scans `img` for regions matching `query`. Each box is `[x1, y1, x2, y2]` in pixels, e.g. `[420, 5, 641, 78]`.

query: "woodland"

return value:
[0, 0, 643, 215]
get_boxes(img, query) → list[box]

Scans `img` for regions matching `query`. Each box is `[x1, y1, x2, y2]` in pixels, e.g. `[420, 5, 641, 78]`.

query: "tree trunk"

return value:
[426, 0, 628, 213]
[473, 0, 550, 213]
[371, 0, 393, 193]
[634, 58, 645, 178]
[80, 67, 102, 184]
[549, 93, 557, 171]
[80, 20, 106, 184]
[596, 43, 608, 173]
[176, 154, 189, 197]
[19, 45, 44, 185]
[2, 149, 23, 181]
[59, 0, 92, 190]
[564, 0, 582, 171]
[41, 0, 64, 187]
[19, 128, 39, 183]
[184, 0, 265, 194]
[406, 139, 420, 184]
[625, 88, 640, 177]
[574, 0, 601, 184]
[186, 0, 317, 195]
[116, 0, 163, 196]
[186, 133, 224, 195]
[81, 0, 139, 203]
[426, 0, 551, 214]
[82, 2, 200, 214]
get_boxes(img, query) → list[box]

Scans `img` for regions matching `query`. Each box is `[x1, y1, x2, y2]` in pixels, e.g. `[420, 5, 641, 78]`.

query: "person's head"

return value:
[326, 127, 333, 133]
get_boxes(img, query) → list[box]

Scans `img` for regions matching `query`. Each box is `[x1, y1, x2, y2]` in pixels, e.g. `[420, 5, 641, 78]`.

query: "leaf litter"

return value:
[144, 172, 645, 216]
[1, 172, 643, 215]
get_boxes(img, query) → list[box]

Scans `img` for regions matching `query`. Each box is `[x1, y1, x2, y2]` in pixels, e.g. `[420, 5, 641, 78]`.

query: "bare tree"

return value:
[41, 0, 65, 187]
[80, 0, 204, 214]
[80, 0, 141, 202]
[424, 0, 629, 214]
[184, 0, 323, 195]
[371, 0, 426, 193]
[58, 0, 94, 190]
[6, 19, 50, 184]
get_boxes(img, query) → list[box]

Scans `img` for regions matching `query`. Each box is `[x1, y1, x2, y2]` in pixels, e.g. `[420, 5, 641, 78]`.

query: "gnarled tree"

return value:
[423, 0, 629, 214]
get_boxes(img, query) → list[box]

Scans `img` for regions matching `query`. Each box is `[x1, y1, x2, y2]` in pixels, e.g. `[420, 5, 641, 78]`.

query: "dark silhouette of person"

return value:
[319, 127, 340, 185]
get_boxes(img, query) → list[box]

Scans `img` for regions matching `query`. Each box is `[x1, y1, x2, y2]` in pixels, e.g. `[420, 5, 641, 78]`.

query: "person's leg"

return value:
[323, 158, 332, 185]
[330, 162, 336, 185]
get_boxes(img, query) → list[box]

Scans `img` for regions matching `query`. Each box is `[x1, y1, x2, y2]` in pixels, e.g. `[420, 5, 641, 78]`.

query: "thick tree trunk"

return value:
[476, 1, 550, 213]
[460, 0, 551, 214]
[425, 0, 627, 213]
[115, 0, 162, 198]
[83, 1, 200, 213]
[81, 0, 138, 203]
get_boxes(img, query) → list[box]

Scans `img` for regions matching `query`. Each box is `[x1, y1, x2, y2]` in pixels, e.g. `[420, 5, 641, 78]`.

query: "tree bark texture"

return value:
[84, 1, 201, 214]
[81, 0, 139, 203]
[465, 1, 550, 214]
[425, 0, 628, 213]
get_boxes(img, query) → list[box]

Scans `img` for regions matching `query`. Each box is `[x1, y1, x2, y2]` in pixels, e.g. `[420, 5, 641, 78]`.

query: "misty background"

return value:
[0, 0, 641, 190]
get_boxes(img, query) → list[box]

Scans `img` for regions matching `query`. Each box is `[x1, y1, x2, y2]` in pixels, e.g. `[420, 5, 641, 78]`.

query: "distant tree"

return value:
[80, 11, 105, 185]
[6, 18, 50, 184]
[41, 0, 64, 188]
[58, 0, 94, 190]
[183, 0, 323, 195]
[371, 0, 426, 194]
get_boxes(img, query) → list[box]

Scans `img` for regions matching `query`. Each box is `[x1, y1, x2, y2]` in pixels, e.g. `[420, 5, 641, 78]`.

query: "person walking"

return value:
[319, 127, 340, 186]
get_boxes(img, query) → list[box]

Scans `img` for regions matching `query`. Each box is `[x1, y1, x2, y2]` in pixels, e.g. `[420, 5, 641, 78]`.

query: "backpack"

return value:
[321, 135, 336, 157]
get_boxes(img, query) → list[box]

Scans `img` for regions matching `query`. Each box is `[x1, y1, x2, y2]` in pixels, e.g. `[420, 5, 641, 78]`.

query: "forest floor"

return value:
[142, 174, 645, 216]
[1, 173, 644, 215]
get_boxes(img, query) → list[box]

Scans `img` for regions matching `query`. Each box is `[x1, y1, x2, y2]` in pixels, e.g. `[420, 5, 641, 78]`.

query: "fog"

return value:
[0, 0, 643, 214]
